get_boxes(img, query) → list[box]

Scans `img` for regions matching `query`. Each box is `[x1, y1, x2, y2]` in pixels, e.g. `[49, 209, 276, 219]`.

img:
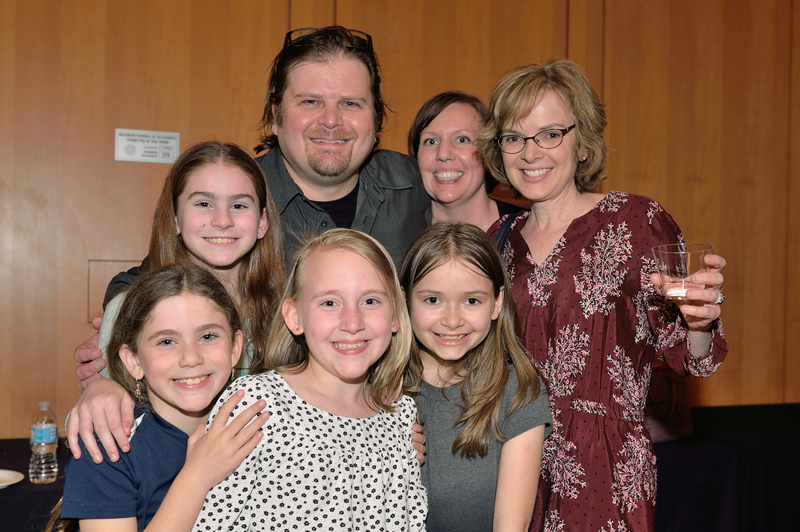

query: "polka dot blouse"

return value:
[192, 371, 428, 531]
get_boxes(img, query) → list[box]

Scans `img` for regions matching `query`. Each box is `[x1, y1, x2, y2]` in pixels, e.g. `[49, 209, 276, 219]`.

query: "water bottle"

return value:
[29, 401, 58, 484]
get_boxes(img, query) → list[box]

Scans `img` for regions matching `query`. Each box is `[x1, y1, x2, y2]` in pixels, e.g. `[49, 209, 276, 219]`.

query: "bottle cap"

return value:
[39, 401, 50, 409]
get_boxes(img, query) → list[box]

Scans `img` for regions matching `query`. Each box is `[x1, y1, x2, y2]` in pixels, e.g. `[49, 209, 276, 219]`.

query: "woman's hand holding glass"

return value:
[650, 253, 726, 332]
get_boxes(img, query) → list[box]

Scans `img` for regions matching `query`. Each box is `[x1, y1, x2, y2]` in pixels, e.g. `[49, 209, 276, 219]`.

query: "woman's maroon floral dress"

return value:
[492, 191, 728, 532]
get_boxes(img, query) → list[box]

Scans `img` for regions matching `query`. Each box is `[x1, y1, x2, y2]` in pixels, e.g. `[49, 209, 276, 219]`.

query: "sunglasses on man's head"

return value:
[283, 27, 374, 52]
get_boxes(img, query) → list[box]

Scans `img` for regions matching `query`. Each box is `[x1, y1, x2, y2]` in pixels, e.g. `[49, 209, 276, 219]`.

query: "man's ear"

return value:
[119, 344, 145, 381]
[282, 298, 303, 335]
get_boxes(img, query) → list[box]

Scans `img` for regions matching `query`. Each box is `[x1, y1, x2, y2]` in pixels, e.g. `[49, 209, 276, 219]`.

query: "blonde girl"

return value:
[400, 222, 552, 532]
[52, 264, 267, 532]
[68, 141, 284, 463]
[192, 229, 427, 531]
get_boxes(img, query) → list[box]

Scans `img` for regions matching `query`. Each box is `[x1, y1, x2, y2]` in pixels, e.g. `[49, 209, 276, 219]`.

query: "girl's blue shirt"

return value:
[61, 408, 188, 531]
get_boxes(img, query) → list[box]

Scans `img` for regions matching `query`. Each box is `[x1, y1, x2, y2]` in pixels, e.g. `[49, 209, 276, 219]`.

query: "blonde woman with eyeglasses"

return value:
[477, 58, 729, 531]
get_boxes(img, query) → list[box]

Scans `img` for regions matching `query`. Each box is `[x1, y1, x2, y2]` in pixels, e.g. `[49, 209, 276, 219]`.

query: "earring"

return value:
[231, 368, 236, 381]
[257, 231, 263, 238]
[133, 379, 142, 400]
[580, 155, 587, 161]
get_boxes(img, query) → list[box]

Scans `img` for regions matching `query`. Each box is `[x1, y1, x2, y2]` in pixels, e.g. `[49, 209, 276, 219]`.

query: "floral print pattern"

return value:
[611, 433, 658, 513]
[645, 200, 663, 224]
[599, 520, 631, 532]
[599, 190, 628, 213]
[574, 222, 632, 318]
[543, 510, 566, 532]
[527, 236, 565, 307]
[570, 399, 607, 416]
[606, 346, 650, 423]
[540, 411, 586, 499]
[541, 324, 590, 398]
[490, 192, 728, 531]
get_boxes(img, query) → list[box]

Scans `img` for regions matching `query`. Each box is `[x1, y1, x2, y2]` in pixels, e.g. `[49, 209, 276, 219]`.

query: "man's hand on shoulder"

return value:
[75, 316, 106, 392]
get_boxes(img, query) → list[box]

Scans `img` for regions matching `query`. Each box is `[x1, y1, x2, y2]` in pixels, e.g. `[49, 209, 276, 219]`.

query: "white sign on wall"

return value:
[115, 128, 180, 163]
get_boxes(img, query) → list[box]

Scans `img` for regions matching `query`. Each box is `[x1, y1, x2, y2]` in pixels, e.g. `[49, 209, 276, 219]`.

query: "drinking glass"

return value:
[651, 243, 714, 300]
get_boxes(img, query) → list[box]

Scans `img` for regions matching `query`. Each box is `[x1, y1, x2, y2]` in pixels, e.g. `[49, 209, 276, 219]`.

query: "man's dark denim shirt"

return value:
[257, 145, 431, 269]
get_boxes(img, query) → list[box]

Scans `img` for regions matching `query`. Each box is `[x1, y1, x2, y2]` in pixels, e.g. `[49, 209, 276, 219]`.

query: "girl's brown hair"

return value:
[400, 222, 542, 459]
[46, 264, 241, 532]
[107, 264, 242, 403]
[149, 141, 284, 367]
[251, 229, 412, 412]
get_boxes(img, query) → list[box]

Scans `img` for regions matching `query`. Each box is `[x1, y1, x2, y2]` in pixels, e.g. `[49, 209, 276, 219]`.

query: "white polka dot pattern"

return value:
[192, 371, 428, 531]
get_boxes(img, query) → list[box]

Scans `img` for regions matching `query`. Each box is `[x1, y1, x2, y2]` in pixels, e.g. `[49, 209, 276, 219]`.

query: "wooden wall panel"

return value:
[602, 0, 793, 405]
[0, 0, 15, 440]
[1, 0, 798, 437]
[290, 0, 336, 28]
[566, 0, 605, 95]
[786, 0, 800, 403]
[335, 0, 569, 154]
[52, 0, 113, 452]
[8, 0, 65, 441]
[0, 0, 289, 438]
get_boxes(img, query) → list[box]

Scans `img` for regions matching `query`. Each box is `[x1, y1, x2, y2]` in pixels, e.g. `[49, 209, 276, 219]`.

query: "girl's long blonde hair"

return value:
[251, 229, 412, 412]
[400, 222, 543, 458]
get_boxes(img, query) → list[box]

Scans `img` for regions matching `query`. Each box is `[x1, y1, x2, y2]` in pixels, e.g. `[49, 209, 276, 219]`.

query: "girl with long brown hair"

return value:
[49, 264, 266, 532]
[400, 222, 552, 531]
[67, 141, 284, 464]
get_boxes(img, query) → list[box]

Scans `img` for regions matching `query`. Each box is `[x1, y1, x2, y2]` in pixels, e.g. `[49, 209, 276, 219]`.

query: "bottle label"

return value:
[31, 423, 57, 444]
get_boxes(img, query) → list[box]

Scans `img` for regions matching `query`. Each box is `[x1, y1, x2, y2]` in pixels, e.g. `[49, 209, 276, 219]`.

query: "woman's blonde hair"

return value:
[477, 58, 608, 192]
[149, 141, 285, 366]
[251, 229, 412, 412]
[400, 222, 542, 459]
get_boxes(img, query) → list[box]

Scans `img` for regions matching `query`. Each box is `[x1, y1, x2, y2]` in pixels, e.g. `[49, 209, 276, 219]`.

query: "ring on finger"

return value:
[714, 291, 725, 305]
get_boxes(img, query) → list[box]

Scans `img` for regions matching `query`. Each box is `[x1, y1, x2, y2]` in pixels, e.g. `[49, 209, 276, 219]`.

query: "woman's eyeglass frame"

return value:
[495, 124, 576, 154]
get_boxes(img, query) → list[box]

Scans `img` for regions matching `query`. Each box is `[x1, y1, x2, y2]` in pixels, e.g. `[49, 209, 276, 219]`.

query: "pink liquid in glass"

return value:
[664, 282, 704, 300]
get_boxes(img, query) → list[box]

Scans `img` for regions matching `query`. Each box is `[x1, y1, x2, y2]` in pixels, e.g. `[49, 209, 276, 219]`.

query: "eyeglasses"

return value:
[283, 27, 374, 52]
[495, 124, 576, 154]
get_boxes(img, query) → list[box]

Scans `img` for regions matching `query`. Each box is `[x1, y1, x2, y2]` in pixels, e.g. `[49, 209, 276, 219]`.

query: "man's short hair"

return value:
[256, 26, 387, 153]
